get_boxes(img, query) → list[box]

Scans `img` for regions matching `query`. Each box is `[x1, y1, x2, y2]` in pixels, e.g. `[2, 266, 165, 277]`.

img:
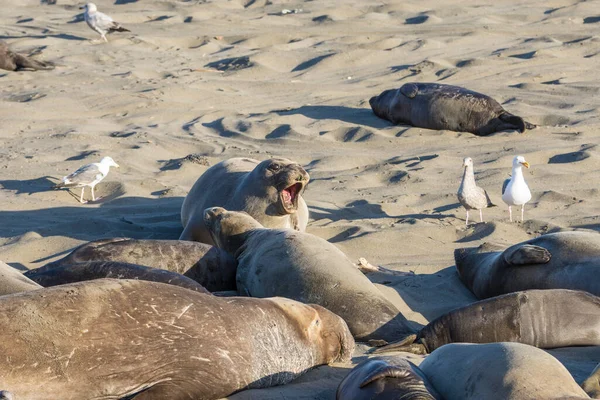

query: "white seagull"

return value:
[502, 155, 532, 222]
[81, 3, 130, 43]
[457, 157, 495, 225]
[54, 156, 119, 203]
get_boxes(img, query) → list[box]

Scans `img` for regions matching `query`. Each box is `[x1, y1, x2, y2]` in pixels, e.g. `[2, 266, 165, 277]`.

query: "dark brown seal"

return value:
[336, 357, 439, 400]
[375, 289, 600, 354]
[29, 238, 237, 292]
[454, 231, 600, 299]
[0, 279, 354, 399]
[369, 83, 535, 136]
[0, 41, 54, 71]
[180, 157, 310, 244]
[204, 207, 417, 342]
[24, 261, 210, 294]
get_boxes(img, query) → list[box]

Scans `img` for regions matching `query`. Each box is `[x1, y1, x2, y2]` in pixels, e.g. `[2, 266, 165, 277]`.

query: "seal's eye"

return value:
[268, 163, 281, 172]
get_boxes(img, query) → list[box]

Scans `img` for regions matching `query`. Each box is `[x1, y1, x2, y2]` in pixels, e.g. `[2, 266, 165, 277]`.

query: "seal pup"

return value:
[0, 279, 354, 399]
[369, 83, 535, 136]
[204, 207, 416, 342]
[336, 357, 440, 400]
[583, 364, 600, 399]
[502, 155, 532, 222]
[180, 157, 310, 245]
[419, 342, 591, 399]
[24, 261, 211, 294]
[457, 157, 495, 225]
[80, 3, 130, 43]
[31, 238, 237, 292]
[454, 231, 600, 298]
[0, 261, 41, 295]
[374, 289, 600, 354]
[53, 156, 119, 203]
[0, 41, 54, 71]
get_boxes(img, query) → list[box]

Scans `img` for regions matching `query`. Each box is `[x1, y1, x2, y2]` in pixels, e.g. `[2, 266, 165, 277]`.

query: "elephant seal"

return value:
[336, 357, 440, 400]
[455, 231, 600, 299]
[583, 363, 600, 399]
[0, 261, 41, 295]
[204, 207, 416, 342]
[29, 238, 237, 292]
[0, 279, 354, 399]
[180, 157, 310, 244]
[369, 83, 535, 136]
[375, 289, 600, 354]
[0, 41, 54, 71]
[24, 261, 210, 294]
[419, 342, 590, 399]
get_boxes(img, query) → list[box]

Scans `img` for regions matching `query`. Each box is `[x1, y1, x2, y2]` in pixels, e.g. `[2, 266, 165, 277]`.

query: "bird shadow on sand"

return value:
[310, 200, 454, 222]
[273, 105, 391, 129]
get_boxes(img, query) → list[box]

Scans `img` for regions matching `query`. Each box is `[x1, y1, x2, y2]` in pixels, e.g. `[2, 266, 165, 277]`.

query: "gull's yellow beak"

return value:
[520, 161, 530, 168]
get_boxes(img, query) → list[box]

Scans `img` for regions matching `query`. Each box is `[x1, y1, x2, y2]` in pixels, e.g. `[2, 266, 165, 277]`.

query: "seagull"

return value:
[502, 155, 532, 222]
[54, 156, 119, 203]
[457, 157, 495, 225]
[80, 3, 130, 43]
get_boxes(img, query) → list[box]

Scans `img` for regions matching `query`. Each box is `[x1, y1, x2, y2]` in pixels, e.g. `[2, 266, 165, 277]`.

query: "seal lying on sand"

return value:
[204, 207, 416, 342]
[180, 158, 309, 244]
[0, 261, 41, 295]
[419, 342, 591, 399]
[31, 238, 237, 292]
[455, 231, 600, 299]
[583, 364, 600, 399]
[25, 261, 210, 294]
[369, 83, 535, 136]
[0, 279, 354, 399]
[0, 41, 54, 71]
[336, 357, 440, 400]
[374, 289, 600, 354]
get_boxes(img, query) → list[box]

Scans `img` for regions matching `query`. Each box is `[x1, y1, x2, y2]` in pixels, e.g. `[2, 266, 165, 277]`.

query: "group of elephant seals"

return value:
[455, 231, 600, 299]
[204, 207, 416, 342]
[369, 83, 535, 136]
[33, 238, 237, 292]
[0, 279, 354, 399]
[419, 342, 590, 399]
[336, 357, 439, 400]
[375, 289, 600, 354]
[0, 261, 41, 295]
[0, 41, 54, 71]
[180, 157, 310, 244]
[25, 261, 211, 294]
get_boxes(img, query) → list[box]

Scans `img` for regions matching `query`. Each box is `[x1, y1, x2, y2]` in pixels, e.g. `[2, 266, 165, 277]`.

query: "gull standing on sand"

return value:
[54, 156, 119, 204]
[457, 157, 495, 225]
[502, 155, 532, 222]
[81, 3, 130, 43]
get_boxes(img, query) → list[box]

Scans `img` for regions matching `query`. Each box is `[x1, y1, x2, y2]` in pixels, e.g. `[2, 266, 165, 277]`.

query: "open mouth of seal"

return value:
[280, 182, 303, 213]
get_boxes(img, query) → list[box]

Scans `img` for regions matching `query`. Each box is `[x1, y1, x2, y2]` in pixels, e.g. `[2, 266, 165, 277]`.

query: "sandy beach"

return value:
[1, 0, 599, 398]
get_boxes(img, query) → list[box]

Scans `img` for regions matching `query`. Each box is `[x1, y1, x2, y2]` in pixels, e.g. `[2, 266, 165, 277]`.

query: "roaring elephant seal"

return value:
[0, 41, 54, 71]
[0, 261, 41, 295]
[24, 261, 210, 294]
[180, 157, 309, 244]
[0, 279, 354, 399]
[29, 238, 237, 292]
[374, 289, 600, 354]
[419, 342, 591, 399]
[454, 231, 600, 299]
[204, 207, 416, 342]
[369, 83, 535, 136]
[336, 357, 440, 400]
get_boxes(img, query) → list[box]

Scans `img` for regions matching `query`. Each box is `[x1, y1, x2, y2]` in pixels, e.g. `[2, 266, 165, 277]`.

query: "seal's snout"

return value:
[203, 207, 226, 227]
[369, 96, 377, 108]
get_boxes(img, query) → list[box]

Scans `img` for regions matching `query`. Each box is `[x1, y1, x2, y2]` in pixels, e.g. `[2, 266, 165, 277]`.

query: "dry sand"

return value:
[0, 0, 599, 398]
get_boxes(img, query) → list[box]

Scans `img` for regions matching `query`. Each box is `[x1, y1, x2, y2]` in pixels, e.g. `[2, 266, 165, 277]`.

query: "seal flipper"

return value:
[359, 361, 413, 388]
[399, 83, 419, 99]
[502, 244, 552, 265]
[13, 53, 54, 71]
[498, 113, 527, 133]
[371, 334, 427, 355]
[582, 363, 600, 399]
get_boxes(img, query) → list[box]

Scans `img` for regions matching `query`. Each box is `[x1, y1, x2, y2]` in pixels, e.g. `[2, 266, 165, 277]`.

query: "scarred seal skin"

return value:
[204, 207, 417, 343]
[27, 238, 237, 292]
[369, 82, 535, 136]
[180, 157, 309, 244]
[454, 231, 600, 299]
[0, 279, 354, 400]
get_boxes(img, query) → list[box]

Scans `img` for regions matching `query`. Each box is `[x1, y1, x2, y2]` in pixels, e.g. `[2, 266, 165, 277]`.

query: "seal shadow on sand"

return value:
[273, 105, 391, 130]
